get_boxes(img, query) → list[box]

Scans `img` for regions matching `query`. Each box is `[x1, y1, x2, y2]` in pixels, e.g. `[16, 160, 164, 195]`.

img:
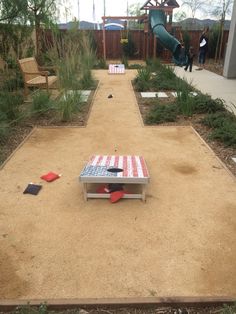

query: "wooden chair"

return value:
[18, 57, 57, 97]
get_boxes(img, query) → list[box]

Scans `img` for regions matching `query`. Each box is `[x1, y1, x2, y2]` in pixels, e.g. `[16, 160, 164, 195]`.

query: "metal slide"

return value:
[150, 10, 182, 63]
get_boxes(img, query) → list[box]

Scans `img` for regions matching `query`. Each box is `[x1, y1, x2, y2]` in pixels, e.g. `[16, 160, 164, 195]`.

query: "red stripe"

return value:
[96, 155, 103, 166]
[139, 157, 148, 177]
[131, 156, 138, 177]
[123, 156, 128, 177]
[106, 155, 111, 166]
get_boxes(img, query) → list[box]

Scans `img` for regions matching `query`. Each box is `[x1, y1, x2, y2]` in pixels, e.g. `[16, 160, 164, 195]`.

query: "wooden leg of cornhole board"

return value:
[142, 185, 146, 202]
[83, 183, 88, 201]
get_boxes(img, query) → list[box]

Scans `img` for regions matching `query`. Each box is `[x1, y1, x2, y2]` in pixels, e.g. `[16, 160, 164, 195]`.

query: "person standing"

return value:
[184, 46, 194, 72]
[197, 27, 209, 70]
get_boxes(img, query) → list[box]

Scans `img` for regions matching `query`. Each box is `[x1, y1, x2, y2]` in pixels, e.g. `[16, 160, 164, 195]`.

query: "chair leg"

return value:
[24, 85, 29, 97]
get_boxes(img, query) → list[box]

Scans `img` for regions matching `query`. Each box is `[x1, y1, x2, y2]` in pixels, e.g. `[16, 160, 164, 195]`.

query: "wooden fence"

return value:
[40, 29, 229, 61]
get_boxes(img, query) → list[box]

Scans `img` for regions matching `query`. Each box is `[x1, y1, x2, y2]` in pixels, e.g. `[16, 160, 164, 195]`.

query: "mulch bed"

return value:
[0, 89, 95, 167]
[135, 92, 236, 178]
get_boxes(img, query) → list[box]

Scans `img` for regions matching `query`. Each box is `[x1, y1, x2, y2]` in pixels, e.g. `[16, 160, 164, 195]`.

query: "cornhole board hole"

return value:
[108, 64, 125, 74]
[79, 155, 150, 201]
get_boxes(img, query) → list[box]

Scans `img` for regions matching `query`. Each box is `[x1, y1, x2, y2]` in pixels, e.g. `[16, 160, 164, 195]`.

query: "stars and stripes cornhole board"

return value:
[79, 155, 150, 201]
[108, 64, 125, 74]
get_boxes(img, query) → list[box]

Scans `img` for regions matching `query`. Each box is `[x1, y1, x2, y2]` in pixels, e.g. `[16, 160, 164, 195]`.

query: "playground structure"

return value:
[102, 0, 182, 63]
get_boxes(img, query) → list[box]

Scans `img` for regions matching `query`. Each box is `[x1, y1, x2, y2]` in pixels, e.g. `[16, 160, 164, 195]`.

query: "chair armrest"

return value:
[38, 65, 57, 71]
[23, 71, 42, 75]
[40, 71, 50, 76]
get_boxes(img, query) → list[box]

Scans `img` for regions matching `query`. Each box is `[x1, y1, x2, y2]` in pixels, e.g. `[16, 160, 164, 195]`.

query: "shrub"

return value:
[93, 58, 107, 69]
[134, 68, 151, 91]
[201, 111, 234, 128]
[151, 65, 180, 91]
[192, 94, 225, 114]
[201, 111, 236, 148]
[0, 91, 23, 121]
[209, 120, 236, 147]
[146, 102, 178, 124]
[146, 58, 162, 72]
[0, 121, 9, 143]
[31, 90, 53, 116]
[175, 79, 194, 116]
[58, 90, 83, 122]
[128, 64, 143, 69]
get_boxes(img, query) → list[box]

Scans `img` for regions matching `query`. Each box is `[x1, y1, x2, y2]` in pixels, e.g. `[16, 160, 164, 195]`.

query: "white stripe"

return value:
[110, 155, 115, 167]
[135, 156, 144, 178]
[100, 155, 107, 166]
[91, 155, 99, 166]
[117, 156, 123, 177]
[127, 155, 133, 177]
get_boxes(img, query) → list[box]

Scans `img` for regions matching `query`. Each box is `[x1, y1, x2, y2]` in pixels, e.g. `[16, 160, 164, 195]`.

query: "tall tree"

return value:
[182, 0, 206, 18]
[0, 0, 27, 22]
[26, 0, 57, 54]
[210, 0, 233, 62]
[0, 0, 56, 54]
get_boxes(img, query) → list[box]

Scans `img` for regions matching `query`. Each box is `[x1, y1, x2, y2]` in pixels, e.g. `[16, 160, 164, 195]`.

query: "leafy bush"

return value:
[31, 90, 53, 116]
[146, 103, 178, 124]
[209, 121, 236, 147]
[174, 79, 194, 116]
[201, 111, 234, 128]
[2, 74, 24, 92]
[93, 58, 107, 69]
[201, 111, 236, 147]
[192, 94, 225, 114]
[128, 64, 143, 69]
[134, 68, 151, 91]
[0, 91, 23, 121]
[58, 90, 83, 122]
[151, 65, 180, 91]
[146, 58, 162, 72]
[121, 33, 136, 58]
[0, 121, 9, 143]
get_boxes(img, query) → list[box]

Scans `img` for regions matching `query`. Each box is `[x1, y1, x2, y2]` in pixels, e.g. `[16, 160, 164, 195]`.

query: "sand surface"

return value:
[0, 70, 236, 300]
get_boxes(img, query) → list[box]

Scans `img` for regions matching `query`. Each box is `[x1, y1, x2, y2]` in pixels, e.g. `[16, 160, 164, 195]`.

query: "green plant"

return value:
[13, 302, 47, 314]
[175, 79, 194, 116]
[192, 94, 225, 114]
[128, 63, 143, 69]
[31, 90, 53, 116]
[93, 58, 107, 69]
[151, 64, 181, 91]
[121, 33, 136, 58]
[146, 102, 178, 124]
[201, 111, 234, 128]
[2, 74, 24, 91]
[0, 121, 9, 143]
[201, 112, 236, 148]
[134, 68, 151, 91]
[221, 303, 236, 314]
[0, 91, 23, 121]
[121, 55, 129, 68]
[58, 90, 83, 122]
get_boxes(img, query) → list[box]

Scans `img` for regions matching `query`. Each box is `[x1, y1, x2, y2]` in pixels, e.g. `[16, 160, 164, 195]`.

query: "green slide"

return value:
[150, 10, 182, 64]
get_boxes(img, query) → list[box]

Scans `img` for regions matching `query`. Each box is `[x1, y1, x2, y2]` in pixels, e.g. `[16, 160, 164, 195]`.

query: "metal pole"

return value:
[104, 0, 106, 17]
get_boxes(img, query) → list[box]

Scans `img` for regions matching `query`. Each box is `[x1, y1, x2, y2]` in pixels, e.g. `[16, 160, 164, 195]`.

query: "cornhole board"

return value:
[79, 155, 150, 201]
[108, 64, 125, 74]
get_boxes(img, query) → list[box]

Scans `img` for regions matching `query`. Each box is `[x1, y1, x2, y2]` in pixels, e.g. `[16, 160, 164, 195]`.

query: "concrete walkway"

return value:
[174, 65, 236, 114]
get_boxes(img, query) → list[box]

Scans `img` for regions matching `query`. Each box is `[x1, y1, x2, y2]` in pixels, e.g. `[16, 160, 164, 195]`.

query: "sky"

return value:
[58, 0, 232, 23]
[59, 0, 186, 23]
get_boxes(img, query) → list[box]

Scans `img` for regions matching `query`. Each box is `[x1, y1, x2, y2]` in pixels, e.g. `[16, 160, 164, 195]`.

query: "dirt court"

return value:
[0, 70, 236, 300]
